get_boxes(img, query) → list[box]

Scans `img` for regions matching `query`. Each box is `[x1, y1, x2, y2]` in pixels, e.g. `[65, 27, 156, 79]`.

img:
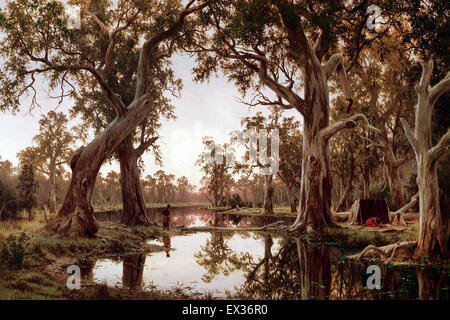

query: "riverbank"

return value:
[0, 210, 441, 300]
[0, 214, 197, 299]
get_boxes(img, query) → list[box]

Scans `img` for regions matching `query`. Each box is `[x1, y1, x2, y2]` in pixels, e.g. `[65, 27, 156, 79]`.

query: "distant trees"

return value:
[18, 111, 79, 214]
[176, 176, 195, 202]
[16, 164, 38, 221]
[197, 137, 234, 207]
[0, 158, 19, 220]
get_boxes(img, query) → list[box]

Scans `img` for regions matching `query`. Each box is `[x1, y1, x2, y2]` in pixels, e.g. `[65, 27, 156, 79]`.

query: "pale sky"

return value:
[0, 0, 300, 188]
[0, 52, 299, 187]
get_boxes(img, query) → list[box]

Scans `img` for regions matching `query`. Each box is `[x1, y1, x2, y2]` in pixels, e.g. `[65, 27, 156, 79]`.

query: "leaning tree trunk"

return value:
[401, 60, 450, 258]
[263, 175, 274, 214]
[47, 95, 153, 237]
[49, 163, 57, 214]
[117, 138, 151, 226]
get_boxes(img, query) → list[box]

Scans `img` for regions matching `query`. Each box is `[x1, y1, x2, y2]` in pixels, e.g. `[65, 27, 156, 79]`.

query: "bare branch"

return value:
[322, 53, 353, 110]
[428, 129, 450, 168]
[136, 136, 159, 158]
[134, 1, 210, 100]
[429, 71, 450, 107]
[400, 118, 419, 156]
[320, 114, 380, 142]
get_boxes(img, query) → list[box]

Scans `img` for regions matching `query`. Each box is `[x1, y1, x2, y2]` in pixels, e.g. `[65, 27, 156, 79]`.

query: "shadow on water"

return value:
[91, 210, 449, 300]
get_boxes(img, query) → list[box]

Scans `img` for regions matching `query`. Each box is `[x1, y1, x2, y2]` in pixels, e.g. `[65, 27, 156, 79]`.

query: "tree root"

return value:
[349, 240, 417, 262]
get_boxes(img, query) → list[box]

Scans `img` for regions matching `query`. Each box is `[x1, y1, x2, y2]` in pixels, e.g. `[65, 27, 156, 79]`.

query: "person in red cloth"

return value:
[365, 217, 381, 227]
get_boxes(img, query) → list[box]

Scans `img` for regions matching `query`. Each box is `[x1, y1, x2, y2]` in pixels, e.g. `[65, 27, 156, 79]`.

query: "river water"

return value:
[91, 207, 449, 300]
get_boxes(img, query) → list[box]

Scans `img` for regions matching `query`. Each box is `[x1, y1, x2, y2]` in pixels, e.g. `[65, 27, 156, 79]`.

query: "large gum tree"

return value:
[0, 0, 208, 237]
[401, 60, 450, 258]
[188, 0, 383, 235]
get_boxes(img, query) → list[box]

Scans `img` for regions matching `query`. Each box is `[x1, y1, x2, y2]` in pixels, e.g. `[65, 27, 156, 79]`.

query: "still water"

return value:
[91, 207, 450, 300]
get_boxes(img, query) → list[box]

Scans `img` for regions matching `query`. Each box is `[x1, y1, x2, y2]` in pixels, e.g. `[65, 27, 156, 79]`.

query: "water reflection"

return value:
[162, 235, 171, 258]
[91, 210, 449, 300]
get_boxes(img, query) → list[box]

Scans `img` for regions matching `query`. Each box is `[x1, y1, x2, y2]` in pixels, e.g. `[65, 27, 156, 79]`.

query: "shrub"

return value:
[0, 232, 30, 270]
[229, 194, 244, 209]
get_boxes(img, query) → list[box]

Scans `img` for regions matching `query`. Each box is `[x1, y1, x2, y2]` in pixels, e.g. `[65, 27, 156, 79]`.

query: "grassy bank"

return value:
[95, 202, 209, 213]
[0, 213, 195, 300]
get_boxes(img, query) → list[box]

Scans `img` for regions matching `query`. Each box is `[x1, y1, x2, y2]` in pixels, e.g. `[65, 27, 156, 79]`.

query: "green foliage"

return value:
[0, 181, 19, 220]
[0, 232, 30, 270]
[16, 164, 38, 217]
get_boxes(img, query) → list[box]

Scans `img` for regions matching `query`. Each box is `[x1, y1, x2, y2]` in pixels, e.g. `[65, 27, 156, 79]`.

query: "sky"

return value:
[0, 0, 301, 188]
[0, 52, 299, 188]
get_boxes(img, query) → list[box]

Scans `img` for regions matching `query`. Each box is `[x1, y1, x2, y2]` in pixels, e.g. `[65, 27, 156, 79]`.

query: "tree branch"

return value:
[135, 136, 159, 158]
[134, 1, 210, 100]
[427, 129, 450, 168]
[320, 114, 381, 142]
[322, 53, 353, 111]
[400, 118, 419, 156]
[429, 72, 450, 107]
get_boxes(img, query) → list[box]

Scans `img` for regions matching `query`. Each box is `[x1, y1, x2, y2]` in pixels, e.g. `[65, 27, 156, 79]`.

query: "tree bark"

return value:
[117, 137, 151, 226]
[47, 95, 153, 237]
[401, 60, 450, 258]
[285, 185, 297, 213]
[336, 160, 354, 212]
[263, 175, 274, 214]
[49, 162, 57, 214]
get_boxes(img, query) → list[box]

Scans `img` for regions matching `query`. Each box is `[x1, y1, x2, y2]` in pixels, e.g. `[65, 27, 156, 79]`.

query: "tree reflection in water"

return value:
[196, 233, 450, 300]
[122, 254, 146, 289]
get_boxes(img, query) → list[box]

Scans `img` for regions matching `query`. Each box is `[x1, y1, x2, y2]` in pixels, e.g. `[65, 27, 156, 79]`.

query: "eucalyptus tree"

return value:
[239, 110, 281, 214]
[0, 0, 208, 236]
[197, 137, 234, 207]
[18, 111, 79, 214]
[188, 0, 384, 235]
[401, 60, 450, 258]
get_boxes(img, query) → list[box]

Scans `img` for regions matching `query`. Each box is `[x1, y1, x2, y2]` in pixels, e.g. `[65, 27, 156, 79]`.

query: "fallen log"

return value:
[184, 220, 287, 232]
[348, 240, 417, 263]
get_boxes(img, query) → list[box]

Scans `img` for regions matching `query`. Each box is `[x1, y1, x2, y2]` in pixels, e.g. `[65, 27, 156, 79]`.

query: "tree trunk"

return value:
[380, 134, 405, 208]
[336, 162, 354, 212]
[263, 175, 274, 214]
[286, 185, 297, 213]
[47, 95, 153, 237]
[363, 172, 370, 199]
[49, 163, 57, 214]
[117, 138, 151, 226]
[401, 60, 450, 258]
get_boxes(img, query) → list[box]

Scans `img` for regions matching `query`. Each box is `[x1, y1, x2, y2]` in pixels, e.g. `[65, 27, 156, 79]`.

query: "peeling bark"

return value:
[117, 138, 151, 226]
[263, 175, 274, 214]
[49, 163, 56, 214]
[400, 60, 450, 258]
[47, 95, 153, 237]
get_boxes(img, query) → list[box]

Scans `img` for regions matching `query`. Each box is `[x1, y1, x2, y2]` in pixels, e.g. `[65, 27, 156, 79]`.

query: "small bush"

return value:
[229, 194, 244, 209]
[0, 232, 30, 270]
